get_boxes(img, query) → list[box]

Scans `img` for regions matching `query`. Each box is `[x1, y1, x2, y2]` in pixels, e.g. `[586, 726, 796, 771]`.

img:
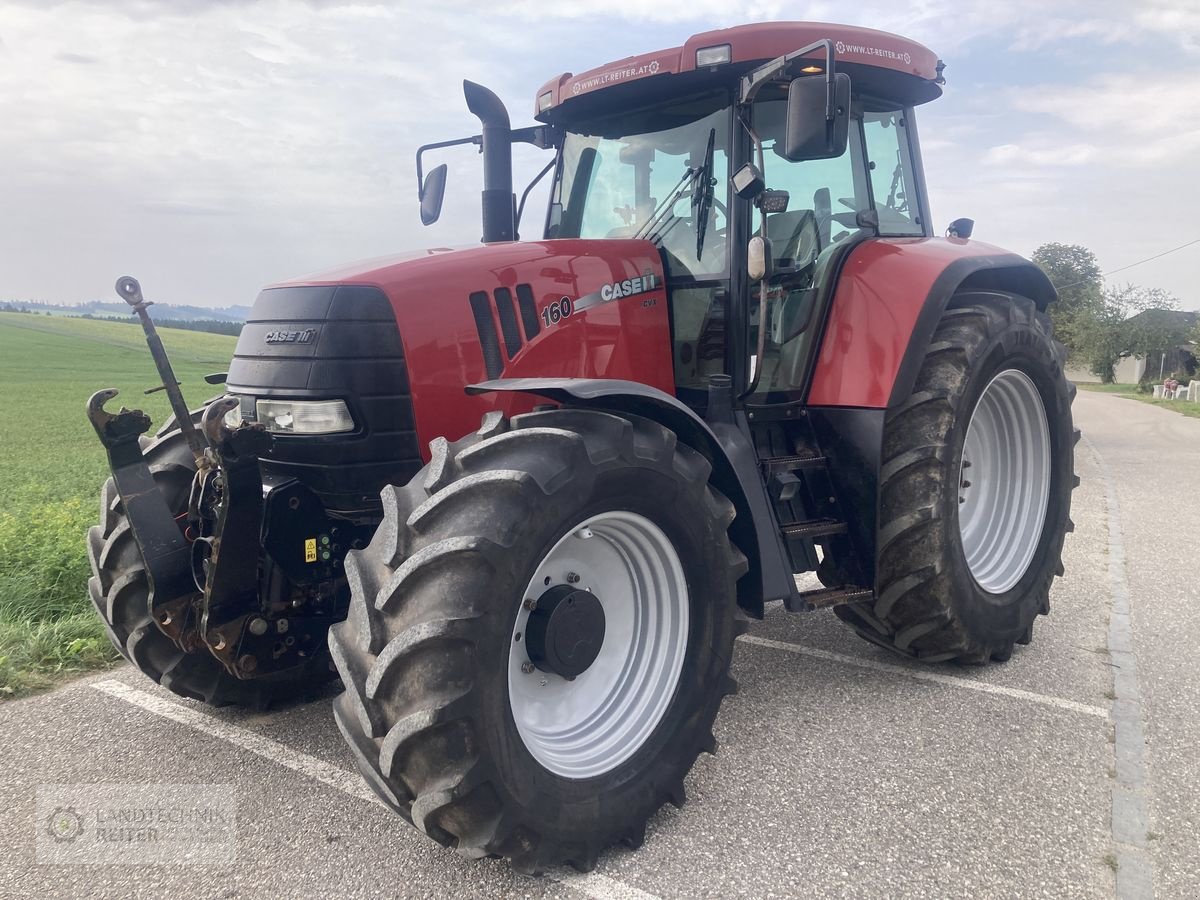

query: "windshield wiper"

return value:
[692, 128, 716, 260]
[634, 127, 717, 249]
[634, 165, 700, 243]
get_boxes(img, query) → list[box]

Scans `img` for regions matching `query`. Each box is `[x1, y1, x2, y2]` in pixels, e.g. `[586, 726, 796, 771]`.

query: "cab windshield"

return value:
[546, 93, 731, 278]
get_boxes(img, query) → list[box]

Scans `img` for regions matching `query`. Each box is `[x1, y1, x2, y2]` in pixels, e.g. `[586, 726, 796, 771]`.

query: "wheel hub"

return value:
[508, 510, 690, 779]
[526, 585, 606, 680]
[957, 368, 1052, 594]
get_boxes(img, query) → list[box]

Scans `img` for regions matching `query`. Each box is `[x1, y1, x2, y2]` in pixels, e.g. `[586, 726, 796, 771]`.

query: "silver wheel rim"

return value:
[958, 368, 1052, 594]
[508, 511, 689, 779]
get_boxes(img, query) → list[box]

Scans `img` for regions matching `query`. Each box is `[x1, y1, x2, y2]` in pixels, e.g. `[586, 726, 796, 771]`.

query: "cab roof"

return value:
[534, 21, 943, 121]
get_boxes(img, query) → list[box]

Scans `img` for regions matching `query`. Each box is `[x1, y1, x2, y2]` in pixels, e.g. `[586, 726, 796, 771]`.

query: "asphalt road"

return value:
[2, 390, 1196, 899]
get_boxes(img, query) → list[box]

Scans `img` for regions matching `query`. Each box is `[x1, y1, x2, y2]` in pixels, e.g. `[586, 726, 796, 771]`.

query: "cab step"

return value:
[786, 585, 874, 612]
[761, 453, 828, 475]
[780, 518, 847, 539]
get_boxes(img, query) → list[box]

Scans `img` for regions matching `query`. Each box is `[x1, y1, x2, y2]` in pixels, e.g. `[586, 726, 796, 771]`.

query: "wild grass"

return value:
[1075, 382, 1140, 394]
[1077, 381, 1200, 419]
[0, 313, 236, 697]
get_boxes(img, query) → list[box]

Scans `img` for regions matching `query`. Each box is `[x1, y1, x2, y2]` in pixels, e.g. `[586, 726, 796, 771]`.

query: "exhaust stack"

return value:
[463, 80, 515, 243]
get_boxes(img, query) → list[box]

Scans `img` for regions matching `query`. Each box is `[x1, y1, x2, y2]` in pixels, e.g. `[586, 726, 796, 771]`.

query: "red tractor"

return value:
[87, 21, 1076, 873]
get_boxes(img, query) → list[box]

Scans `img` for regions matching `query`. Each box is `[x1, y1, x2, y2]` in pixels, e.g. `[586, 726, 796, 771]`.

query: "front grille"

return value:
[225, 285, 422, 517]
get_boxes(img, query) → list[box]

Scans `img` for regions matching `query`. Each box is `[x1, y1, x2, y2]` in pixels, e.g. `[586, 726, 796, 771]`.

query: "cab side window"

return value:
[752, 98, 869, 267]
[861, 110, 923, 236]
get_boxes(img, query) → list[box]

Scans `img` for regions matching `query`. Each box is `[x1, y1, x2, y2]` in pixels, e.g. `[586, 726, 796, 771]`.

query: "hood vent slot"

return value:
[469, 284, 540, 379]
[493, 287, 522, 359]
[469, 290, 504, 380]
[516, 283, 540, 340]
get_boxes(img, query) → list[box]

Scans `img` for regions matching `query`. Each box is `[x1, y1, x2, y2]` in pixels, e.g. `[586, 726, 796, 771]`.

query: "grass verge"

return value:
[1075, 382, 1141, 394]
[1076, 382, 1200, 419]
[0, 313, 236, 698]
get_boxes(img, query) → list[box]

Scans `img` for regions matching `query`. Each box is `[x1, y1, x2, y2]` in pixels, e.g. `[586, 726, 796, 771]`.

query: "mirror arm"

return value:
[416, 126, 559, 206]
[511, 124, 560, 150]
[738, 38, 836, 116]
[416, 135, 482, 200]
[515, 157, 557, 239]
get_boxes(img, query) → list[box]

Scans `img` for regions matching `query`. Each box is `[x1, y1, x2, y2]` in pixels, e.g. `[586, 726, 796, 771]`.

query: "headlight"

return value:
[220, 396, 356, 434]
[695, 44, 731, 67]
[256, 399, 355, 435]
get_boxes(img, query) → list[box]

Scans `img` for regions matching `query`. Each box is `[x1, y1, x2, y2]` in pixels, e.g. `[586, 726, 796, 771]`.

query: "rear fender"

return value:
[467, 378, 795, 616]
[804, 239, 1056, 589]
[807, 238, 1056, 410]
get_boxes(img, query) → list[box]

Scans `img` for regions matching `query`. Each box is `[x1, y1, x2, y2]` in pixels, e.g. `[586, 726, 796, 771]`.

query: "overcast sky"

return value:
[2, 0, 1199, 308]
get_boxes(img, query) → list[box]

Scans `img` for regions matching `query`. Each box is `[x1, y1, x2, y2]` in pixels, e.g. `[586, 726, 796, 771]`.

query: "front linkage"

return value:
[87, 276, 349, 681]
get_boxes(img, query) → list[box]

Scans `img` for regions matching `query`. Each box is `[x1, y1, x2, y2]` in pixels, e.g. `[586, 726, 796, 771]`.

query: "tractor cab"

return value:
[421, 22, 944, 411]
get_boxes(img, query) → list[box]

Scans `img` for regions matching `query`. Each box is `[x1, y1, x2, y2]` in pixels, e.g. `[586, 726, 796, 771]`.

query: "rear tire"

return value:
[86, 422, 333, 707]
[328, 408, 747, 873]
[835, 291, 1077, 663]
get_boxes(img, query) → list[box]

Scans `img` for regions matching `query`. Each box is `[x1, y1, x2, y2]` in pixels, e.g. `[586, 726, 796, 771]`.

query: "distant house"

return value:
[1113, 309, 1197, 383]
[1066, 309, 1197, 384]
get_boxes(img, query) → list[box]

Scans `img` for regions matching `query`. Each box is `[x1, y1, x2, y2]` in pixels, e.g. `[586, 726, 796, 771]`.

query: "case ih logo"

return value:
[264, 328, 317, 345]
[573, 273, 659, 313]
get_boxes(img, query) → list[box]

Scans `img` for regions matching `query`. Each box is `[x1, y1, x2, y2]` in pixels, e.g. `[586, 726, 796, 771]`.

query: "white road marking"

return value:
[563, 873, 663, 900]
[91, 679, 661, 900]
[736, 635, 1110, 719]
[92, 679, 381, 804]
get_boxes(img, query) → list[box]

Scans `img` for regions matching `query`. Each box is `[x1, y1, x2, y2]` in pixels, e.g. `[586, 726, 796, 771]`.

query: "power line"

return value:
[1102, 236, 1200, 280]
[1052, 236, 1200, 292]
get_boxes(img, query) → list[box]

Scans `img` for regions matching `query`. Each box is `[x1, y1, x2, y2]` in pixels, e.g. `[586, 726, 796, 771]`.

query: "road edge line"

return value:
[1083, 433, 1156, 900]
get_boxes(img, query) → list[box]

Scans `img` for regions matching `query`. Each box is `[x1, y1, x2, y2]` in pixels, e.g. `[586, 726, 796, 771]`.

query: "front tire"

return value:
[328, 408, 747, 872]
[835, 291, 1077, 663]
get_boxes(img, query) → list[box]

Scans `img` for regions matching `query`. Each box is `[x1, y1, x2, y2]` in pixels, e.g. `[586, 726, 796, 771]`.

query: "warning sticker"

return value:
[304, 538, 317, 563]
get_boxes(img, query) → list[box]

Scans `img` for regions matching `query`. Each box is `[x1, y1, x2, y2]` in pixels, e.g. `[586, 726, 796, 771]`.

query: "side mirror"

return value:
[419, 163, 448, 226]
[783, 73, 851, 162]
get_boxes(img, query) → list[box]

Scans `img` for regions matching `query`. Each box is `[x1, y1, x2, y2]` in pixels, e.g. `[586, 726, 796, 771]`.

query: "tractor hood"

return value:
[262, 238, 675, 461]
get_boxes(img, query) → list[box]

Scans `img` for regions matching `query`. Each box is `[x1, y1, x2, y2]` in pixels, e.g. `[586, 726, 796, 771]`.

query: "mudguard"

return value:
[807, 237, 1056, 409]
[802, 237, 1057, 589]
[467, 377, 796, 616]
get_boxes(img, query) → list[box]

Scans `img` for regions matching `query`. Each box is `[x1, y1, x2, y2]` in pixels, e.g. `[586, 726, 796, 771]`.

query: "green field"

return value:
[1077, 381, 1200, 419]
[0, 313, 237, 696]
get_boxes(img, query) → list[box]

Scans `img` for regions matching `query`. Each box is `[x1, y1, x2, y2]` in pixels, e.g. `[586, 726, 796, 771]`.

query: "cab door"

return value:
[743, 98, 927, 404]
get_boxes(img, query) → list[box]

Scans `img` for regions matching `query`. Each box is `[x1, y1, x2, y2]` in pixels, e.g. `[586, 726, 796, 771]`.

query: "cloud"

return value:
[1134, 1, 1200, 52]
[0, 0, 1198, 307]
[140, 200, 233, 216]
[982, 142, 1099, 167]
[54, 51, 100, 65]
[1011, 72, 1200, 166]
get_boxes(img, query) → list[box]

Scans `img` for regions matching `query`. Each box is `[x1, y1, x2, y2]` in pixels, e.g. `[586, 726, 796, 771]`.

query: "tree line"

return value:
[0, 304, 242, 337]
[1033, 243, 1198, 383]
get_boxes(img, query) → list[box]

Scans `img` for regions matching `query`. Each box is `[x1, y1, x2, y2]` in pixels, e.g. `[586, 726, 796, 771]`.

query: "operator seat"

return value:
[766, 209, 820, 271]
